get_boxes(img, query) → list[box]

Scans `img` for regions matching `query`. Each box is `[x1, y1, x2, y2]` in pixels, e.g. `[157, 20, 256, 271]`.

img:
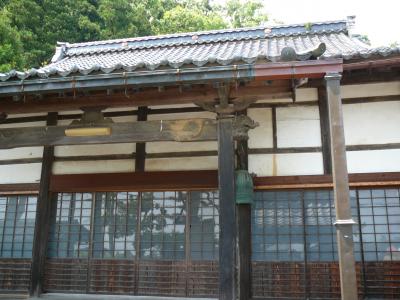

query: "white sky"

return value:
[218, 0, 400, 47]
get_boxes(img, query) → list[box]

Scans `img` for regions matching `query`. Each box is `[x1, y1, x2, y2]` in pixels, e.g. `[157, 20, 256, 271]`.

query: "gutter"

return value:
[0, 60, 343, 97]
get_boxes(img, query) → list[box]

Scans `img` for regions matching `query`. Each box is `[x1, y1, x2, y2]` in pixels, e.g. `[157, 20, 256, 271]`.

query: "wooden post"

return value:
[135, 106, 147, 172]
[318, 87, 332, 174]
[30, 112, 58, 296]
[325, 73, 358, 300]
[236, 136, 251, 300]
[218, 116, 236, 300]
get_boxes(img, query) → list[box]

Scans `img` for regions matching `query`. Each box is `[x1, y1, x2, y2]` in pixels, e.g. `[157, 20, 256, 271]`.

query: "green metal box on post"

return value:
[235, 170, 254, 204]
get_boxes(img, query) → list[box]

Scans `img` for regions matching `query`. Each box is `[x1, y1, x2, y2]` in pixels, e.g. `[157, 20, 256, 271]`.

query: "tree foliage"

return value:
[0, 0, 268, 71]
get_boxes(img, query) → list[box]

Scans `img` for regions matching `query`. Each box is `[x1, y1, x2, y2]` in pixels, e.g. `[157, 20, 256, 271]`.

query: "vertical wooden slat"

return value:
[30, 112, 57, 296]
[135, 106, 147, 172]
[217, 116, 236, 300]
[325, 73, 358, 300]
[318, 87, 332, 174]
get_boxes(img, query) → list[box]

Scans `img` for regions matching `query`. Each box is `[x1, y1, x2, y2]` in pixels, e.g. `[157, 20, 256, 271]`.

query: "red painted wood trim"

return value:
[50, 170, 219, 192]
[0, 183, 40, 194]
[254, 59, 343, 80]
[254, 172, 400, 190]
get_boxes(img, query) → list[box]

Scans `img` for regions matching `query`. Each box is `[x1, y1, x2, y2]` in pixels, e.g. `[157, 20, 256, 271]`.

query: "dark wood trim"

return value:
[135, 106, 148, 172]
[0, 157, 42, 165]
[2, 142, 400, 166]
[30, 112, 57, 296]
[0, 183, 39, 194]
[50, 170, 218, 192]
[343, 94, 400, 105]
[271, 107, 277, 151]
[249, 147, 322, 154]
[254, 172, 400, 190]
[318, 87, 332, 174]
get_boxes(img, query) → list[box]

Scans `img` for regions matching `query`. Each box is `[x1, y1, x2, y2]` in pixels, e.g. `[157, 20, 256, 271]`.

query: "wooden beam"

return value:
[0, 84, 291, 114]
[217, 117, 236, 300]
[30, 112, 57, 296]
[0, 118, 218, 149]
[50, 170, 218, 192]
[135, 106, 147, 171]
[325, 73, 358, 300]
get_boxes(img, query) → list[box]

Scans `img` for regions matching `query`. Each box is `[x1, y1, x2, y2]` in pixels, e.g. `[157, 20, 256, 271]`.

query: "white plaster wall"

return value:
[296, 88, 318, 102]
[343, 101, 400, 145]
[0, 147, 43, 160]
[55, 143, 136, 157]
[341, 81, 400, 99]
[347, 149, 400, 174]
[247, 108, 273, 149]
[146, 156, 218, 171]
[53, 159, 135, 174]
[0, 163, 42, 183]
[277, 106, 321, 147]
[249, 152, 323, 176]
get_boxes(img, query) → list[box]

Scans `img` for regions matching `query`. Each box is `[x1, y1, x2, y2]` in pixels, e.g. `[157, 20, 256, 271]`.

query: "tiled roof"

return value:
[1, 19, 399, 82]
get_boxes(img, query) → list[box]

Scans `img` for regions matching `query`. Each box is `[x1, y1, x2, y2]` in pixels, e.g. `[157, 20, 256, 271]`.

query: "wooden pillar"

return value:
[318, 87, 332, 174]
[218, 116, 237, 300]
[30, 112, 58, 296]
[236, 137, 251, 300]
[325, 73, 358, 300]
[135, 106, 147, 172]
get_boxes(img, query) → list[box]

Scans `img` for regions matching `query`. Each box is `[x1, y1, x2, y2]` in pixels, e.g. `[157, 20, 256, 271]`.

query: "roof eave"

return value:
[0, 60, 343, 96]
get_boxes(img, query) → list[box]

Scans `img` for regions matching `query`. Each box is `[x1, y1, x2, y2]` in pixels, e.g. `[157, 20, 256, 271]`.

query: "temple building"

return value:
[0, 17, 399, 300]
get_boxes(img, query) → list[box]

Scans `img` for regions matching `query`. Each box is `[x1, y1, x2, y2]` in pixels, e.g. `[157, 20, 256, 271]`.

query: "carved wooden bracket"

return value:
[194, 84, 258, 114]
[232, 115, 259, 140]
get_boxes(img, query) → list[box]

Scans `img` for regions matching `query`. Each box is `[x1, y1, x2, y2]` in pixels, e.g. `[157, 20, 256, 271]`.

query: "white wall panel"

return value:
[248, 154, 273, 176]
[55, 143, 136, 157]
[276, 153, 323, 176]
[0, 147, 43, 160]
[296, 88, 318, 102]
[247, 108, 273, 148]
[277, 106, 321, 147]
[343, 101, 400, 145]
[146, 156, 217, 171]
[347, 149, 400, 173]
[249, 152, 323, 176]
[53, 159, 135, 174]
[341, 81, 400, 99]
[0, 163, 42, 184]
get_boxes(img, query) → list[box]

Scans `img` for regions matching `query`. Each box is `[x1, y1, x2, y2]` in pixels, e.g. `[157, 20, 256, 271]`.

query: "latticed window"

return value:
[0, 195, 37, 258]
